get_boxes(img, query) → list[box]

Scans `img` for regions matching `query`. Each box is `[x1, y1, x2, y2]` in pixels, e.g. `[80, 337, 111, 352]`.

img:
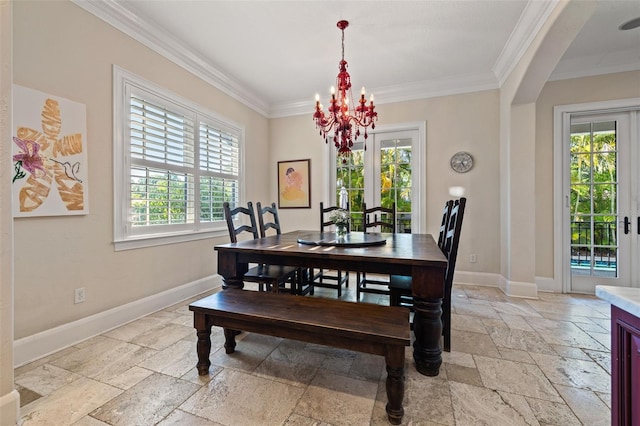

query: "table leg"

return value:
[412, 297, 443, 376]
[221, 276, 244, 290]
[223, 328, 237, 353]
[384, 346, 405, 425]
[193, 313, 212, 376]
[218, 251, 247, 290]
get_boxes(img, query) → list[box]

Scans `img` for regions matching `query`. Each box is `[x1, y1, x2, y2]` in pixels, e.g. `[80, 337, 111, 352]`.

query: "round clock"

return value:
[450, 151, 473, 173]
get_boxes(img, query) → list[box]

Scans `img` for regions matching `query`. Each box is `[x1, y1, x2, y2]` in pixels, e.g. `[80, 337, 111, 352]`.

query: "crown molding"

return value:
[493, 0, 559, 86]
[72, 0, 270, 117]
[270, 72, 500, 118]
[76, 0, 614, 120]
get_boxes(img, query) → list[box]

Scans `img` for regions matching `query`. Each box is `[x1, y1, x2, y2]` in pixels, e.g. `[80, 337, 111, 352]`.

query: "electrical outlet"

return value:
[469, 254, 477, 263]
[74, 287, 85, 304]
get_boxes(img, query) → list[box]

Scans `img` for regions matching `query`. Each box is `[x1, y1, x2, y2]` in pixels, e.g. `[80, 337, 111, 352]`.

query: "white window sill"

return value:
[114, 228, 228, 251]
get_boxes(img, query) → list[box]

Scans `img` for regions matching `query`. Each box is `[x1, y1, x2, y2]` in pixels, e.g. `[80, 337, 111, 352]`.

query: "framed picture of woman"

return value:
[277, 159, 311, 208]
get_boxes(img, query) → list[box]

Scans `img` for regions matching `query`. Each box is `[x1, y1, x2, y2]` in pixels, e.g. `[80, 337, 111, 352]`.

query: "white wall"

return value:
[1, 1, 19, 423]
[271, 90, 501, 275]
[535, 71, 640, 278]
[7, 0, 640, 372]
[11, 1, 269, 343]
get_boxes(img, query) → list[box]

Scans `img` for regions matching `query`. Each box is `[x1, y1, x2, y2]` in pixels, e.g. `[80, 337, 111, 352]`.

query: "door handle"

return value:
[624, 216, 630, 234]
[638, 217, 639, 235]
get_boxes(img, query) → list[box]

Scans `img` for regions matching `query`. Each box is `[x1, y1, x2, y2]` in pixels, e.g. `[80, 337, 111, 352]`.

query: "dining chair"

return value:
[223, 201, 298, 294]
[356, 202, 396, 301]
[389, 197, 466, 352]
[309, 202, 350, 297]
[256, 201, 313, 296]
[390, 199, 453, 309]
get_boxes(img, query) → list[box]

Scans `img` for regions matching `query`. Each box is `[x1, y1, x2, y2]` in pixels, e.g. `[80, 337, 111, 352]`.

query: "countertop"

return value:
[595, 285, 640, 318]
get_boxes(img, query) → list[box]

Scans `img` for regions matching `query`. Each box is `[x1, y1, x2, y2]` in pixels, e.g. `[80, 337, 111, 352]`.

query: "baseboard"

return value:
[504, 279, 539, 298]
[454, 271, 540, 298]
[0, 389, 20, 426]
[453, 270, 503, 288]
[535, 276, 560, 293]
[14, 275, 222, 367]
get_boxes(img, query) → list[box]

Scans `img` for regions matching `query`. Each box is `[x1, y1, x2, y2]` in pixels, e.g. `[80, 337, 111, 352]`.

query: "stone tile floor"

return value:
[15, 280, 612, 425]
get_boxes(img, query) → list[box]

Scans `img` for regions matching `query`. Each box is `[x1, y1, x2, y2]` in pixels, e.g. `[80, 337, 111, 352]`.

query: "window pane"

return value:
[130, 166, 194, 226]
[592, 184, 617, 215]
[571, 216, 591, 245]
[336, 146, 365, 230]
[200, 176, 238, 222]
[379, 140, 412, 232]
[570, 154, 591, 184]
[593, 152, 616, 181]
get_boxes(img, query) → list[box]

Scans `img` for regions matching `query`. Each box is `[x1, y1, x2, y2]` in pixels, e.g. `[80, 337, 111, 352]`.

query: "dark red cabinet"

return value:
[611, 305, 640, 426]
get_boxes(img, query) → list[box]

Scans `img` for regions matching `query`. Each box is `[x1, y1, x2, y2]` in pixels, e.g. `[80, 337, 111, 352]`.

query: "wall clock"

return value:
[450, 151, 473, 173]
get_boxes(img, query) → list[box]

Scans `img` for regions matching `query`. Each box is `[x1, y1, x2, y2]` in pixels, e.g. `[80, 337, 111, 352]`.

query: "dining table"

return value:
[214, 230, 448, 376]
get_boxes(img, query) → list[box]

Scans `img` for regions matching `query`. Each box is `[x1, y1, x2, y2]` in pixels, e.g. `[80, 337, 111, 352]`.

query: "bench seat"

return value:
[189, 289, 410, 424]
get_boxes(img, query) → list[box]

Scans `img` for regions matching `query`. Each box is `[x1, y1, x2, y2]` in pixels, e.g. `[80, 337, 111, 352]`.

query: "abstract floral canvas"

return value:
[12, 85, 88, 217]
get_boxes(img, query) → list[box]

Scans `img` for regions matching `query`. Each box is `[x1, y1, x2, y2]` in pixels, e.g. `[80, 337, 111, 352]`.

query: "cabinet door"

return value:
[632, 334, 640, 426]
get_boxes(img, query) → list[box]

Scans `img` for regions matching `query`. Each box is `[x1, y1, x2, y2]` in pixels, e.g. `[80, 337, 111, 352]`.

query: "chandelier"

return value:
[313, 20, 378, 162]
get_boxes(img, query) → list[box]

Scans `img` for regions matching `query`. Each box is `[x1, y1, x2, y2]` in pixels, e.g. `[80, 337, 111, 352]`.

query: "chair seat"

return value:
[388, 275, 413, 309]
[224, 201, 299, 295]
[245, 264, 298, 282]
[389, 275, 412, 290]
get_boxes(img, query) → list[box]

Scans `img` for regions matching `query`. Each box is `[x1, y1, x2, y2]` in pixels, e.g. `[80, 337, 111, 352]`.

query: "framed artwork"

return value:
[12, 85, 89, 217]
[278, 159, 311, 208]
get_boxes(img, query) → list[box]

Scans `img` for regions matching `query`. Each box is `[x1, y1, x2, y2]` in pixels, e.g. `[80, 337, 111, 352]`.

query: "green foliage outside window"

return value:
[569, 129, 617, 248]
[336, 143, 412, 232]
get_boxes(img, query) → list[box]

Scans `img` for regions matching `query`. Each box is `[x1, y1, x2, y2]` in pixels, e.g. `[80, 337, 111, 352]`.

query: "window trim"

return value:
[113, 65, 244, 251]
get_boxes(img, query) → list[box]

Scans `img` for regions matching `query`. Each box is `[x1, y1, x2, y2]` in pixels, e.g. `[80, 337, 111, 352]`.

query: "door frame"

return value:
[553, 98, 640, 293]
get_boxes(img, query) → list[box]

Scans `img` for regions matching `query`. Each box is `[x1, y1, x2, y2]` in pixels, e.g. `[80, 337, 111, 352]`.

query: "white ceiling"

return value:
[75, 0, 640, 117]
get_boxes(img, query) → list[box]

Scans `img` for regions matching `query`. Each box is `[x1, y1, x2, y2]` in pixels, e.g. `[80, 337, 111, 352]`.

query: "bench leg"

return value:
[223, 328, 237, 354]
[194, 313, 212, 376]
[384, 346, 405, 425]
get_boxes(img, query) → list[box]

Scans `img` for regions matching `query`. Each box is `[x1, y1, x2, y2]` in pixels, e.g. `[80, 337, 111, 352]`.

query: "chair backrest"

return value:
[437, 200, 454, 249]
[442, 197, 466, 288]
[320, 202, 351, 232]
[362, 202, 396, 233]
[256, 201, 282, 238]
[223, 201, 259, 243]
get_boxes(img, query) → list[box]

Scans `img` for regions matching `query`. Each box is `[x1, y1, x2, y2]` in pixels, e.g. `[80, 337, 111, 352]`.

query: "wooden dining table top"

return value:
[214, 230, 447, 272]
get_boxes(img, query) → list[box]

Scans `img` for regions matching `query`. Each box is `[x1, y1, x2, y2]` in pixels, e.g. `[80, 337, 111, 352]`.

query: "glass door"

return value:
[336, 130, 417, 233]
[569, 112, 634, 293]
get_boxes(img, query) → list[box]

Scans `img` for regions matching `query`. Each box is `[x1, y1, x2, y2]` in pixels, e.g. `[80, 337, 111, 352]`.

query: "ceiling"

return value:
[75, 0, 640, 117]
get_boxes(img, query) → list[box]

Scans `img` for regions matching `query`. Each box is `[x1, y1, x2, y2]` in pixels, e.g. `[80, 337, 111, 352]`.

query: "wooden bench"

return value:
[189, 289, 411, 424]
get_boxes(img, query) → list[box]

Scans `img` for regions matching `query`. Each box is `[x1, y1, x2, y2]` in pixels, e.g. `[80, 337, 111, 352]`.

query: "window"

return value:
[114, 66, 242, 250]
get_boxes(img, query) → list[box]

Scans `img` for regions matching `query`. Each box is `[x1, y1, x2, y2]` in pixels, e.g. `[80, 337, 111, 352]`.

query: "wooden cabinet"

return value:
[611, 305, 640, 426]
